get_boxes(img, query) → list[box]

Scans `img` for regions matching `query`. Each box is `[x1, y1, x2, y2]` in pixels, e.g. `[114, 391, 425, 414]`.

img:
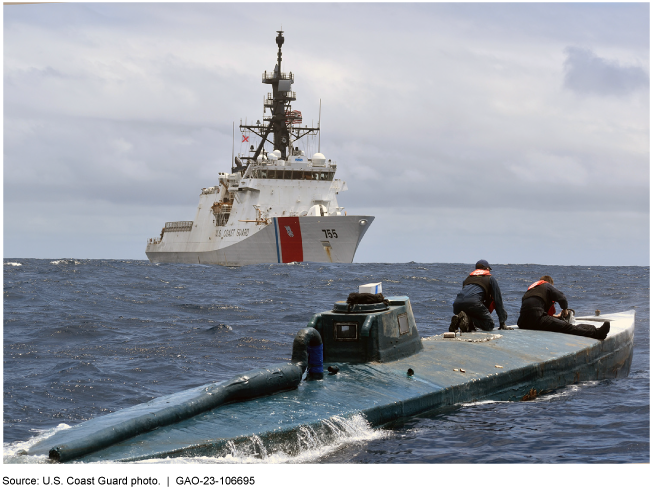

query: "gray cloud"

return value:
[563, 46, 649, 96]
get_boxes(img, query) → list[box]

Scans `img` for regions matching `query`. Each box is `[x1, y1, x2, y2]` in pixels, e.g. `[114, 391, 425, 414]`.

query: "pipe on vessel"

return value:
[49, 328, 322, 463]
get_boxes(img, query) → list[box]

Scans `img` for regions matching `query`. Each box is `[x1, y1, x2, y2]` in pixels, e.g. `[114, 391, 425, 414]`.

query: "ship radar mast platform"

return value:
[237, 30, 320, 171]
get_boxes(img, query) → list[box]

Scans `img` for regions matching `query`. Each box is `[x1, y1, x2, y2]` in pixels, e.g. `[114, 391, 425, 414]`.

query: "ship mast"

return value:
[239, 31, 320, 170]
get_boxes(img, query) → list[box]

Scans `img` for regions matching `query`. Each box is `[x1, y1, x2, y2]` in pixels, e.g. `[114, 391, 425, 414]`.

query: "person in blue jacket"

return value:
[450, 259, 509, 332]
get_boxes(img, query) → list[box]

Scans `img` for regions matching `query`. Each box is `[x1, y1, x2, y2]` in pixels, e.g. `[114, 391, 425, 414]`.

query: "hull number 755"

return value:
[322, 229, 338, 239]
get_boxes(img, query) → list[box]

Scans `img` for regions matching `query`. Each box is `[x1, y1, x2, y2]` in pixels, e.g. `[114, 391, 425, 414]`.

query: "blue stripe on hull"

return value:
[273, 217, 281, 263]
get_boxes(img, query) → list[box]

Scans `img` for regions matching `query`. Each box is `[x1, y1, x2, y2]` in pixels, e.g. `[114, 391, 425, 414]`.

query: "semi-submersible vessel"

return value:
[146, 31, 373, 265]
[24, 288, 634, 463]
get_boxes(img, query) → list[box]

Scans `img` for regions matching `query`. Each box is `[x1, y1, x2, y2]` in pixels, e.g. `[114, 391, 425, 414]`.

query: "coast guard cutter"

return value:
[146, 31, 374, 265]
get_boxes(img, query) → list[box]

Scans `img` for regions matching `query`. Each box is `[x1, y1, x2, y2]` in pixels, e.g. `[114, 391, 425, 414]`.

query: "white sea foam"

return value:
[530, 381, 600, 401]
[3, 424, 71, 464]
[460, 399, 507, 407]
[50, 259, 81, 265]
[458, 381, 602, 408]
[4, 262, 22, 266]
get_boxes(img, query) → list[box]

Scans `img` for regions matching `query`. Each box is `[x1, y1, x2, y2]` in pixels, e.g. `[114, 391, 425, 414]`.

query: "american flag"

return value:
[285, 110, 302, 125]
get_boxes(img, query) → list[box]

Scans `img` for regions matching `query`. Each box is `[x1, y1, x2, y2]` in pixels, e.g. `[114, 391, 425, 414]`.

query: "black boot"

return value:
[595, 321, 610, 340]
[449, 315, 459, 332]
[457, 311, 470, 332]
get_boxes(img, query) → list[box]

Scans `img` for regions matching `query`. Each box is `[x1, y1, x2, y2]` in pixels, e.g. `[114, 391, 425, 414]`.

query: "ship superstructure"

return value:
[145, 31, 374, 265]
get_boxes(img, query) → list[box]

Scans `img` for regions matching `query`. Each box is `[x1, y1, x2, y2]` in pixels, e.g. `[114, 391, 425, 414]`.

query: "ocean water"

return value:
[3, 260, 649, 464]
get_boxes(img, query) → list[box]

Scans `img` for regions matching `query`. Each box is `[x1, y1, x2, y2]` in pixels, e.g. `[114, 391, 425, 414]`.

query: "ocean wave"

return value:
[50, 259, 81, 265]
[406, 276, 440, 282]
[4, 262, 22, 266]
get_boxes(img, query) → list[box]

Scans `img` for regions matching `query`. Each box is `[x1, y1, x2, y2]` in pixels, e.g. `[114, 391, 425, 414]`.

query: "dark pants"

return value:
[517, 309, 598, 338]
[453, 299, 495, 331]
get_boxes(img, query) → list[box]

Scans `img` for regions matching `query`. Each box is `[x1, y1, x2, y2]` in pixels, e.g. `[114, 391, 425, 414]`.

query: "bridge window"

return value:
[334, 322, 358, 341]
[398, 313, 410, 335]
[251, 168, 333, 181]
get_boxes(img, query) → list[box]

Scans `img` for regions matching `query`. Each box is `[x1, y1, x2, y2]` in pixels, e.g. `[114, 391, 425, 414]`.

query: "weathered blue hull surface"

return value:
[28, 311, 634, 462]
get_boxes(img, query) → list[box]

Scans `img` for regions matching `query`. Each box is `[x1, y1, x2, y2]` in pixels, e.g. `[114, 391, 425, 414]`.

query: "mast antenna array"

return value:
[238, 31, 320, 170]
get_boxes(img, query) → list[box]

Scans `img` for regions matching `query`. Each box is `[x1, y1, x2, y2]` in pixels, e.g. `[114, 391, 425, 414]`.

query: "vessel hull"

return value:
[145, 215, 374, 266]
[26, 311, 634, 462]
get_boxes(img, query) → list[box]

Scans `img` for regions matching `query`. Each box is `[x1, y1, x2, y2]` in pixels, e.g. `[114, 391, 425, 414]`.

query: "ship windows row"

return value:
[250, 169, 334, 181]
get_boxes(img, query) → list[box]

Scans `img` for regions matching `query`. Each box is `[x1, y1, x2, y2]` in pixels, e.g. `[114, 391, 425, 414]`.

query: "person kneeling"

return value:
[450, 259, 510, 333]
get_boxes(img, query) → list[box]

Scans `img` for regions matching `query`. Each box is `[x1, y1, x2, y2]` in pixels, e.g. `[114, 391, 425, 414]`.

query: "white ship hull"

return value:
[146, 215, 373, 266]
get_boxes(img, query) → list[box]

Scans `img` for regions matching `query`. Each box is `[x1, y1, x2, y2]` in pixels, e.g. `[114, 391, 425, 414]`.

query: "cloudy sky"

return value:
[3, 2, 648, 265]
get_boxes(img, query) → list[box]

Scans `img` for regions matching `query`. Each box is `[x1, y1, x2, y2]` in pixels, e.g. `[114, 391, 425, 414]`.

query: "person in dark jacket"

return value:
[517, 275, 609, 340]
[450, 259, 509, 332]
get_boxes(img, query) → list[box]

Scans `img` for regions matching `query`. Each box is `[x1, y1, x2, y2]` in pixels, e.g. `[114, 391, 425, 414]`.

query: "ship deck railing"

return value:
[164, 221, 193, 232]
[212, 205, 232, 214]
[264, 92, 296, 105]
[262, 71, 293, 82]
